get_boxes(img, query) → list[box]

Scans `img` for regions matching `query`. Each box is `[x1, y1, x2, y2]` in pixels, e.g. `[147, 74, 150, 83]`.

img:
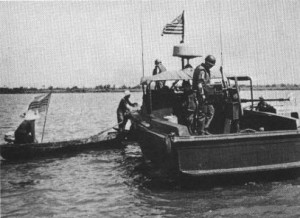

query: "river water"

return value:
[1, 91, 300, 217]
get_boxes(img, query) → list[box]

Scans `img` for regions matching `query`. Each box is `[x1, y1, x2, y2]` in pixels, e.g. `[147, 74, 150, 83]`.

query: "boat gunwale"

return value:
[0, 140, 112, 149]
[180, 161, 300, 176]
[0, 133, 120, 149]
[172, 129, 300, 143]
[136, 122, 300, 143]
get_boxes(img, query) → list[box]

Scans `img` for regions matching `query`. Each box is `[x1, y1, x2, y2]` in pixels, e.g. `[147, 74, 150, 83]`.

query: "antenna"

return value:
[218, 1, 226, 88]
[218, 2, 223, 67]
[140, 3, 145, 77]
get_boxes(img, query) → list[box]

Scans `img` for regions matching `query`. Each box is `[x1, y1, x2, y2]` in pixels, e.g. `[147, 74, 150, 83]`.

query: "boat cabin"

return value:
[136, 46, 299, 136]
[130, 45, 300, 180]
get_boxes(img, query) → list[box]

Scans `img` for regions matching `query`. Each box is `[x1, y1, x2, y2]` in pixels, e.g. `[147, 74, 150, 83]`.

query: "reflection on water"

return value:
[1, 92, 300, 217]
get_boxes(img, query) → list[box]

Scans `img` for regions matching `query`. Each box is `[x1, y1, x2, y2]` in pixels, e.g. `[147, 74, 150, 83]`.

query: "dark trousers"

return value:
[185, 103, 215, 135]
[117, 111, 128, 132]
[14, 132, 33, 144]
[184, 110, 205, 135]
[196, 104, 214, 135]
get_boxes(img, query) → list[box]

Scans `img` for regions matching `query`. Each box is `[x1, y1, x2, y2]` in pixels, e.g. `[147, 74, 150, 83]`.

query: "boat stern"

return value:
[172, 131, 300, 177]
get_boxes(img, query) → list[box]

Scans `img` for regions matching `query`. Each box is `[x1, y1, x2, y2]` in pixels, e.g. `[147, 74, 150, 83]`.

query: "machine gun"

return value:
[241, 98, 290, 103]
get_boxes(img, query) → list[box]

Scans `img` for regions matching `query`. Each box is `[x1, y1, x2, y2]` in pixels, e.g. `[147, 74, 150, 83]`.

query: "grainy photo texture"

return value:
[1, 1, 299, 217]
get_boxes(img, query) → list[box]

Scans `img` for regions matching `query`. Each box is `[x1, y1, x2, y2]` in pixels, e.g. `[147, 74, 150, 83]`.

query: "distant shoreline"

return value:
[1, 86, 300, 94]
[0, 88, 143, 94]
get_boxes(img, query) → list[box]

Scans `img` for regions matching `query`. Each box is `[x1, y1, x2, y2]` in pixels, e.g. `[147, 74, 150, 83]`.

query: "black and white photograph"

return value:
[1, 0, 299, 217]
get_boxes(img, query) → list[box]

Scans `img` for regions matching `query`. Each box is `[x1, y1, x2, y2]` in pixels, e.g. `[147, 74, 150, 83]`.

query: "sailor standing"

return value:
[192, 55, 216, 135]
[117, 90, 137, 132]
[152, 59, 167, 89]
[152, 59, 167, 75]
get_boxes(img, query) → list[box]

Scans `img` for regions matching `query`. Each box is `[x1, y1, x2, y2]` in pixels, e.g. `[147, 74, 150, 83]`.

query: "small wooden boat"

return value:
[130, 45, 300, 183]
[0, 131, 124, 161]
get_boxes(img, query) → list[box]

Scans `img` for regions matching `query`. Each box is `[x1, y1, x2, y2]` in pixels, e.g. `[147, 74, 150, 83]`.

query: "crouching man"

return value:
[117, 90, 138, 132]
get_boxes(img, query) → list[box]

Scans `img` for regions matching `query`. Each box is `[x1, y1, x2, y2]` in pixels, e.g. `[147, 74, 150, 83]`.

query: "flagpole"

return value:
[181, 10, 185, 44]
[181, 10, 185, 69]
[161, 10, 185, 69]
[41, 92, 52, 143]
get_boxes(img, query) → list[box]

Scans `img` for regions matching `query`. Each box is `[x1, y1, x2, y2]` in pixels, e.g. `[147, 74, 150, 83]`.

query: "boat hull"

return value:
[135, 123, 300, 179]
[179, 166, 300, 188]
[0, 132, 124, 161]
[175, 131, 300, 174]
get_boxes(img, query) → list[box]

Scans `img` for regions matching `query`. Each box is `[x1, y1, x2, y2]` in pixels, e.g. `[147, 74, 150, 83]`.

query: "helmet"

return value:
[205, 55, 216, 66]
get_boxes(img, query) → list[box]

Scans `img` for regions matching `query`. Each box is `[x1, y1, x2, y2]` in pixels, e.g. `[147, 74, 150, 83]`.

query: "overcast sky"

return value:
[0, 0, 299, 88]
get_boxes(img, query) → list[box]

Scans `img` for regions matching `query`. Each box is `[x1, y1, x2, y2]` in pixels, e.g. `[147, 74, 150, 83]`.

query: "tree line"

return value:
[1, 83, 300, 94]
[0, 84, 142, 94]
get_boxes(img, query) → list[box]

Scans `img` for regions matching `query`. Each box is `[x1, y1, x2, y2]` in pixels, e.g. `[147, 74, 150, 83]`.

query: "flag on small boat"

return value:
[28, 93, 51, 113]
[161, 11, 184, 36]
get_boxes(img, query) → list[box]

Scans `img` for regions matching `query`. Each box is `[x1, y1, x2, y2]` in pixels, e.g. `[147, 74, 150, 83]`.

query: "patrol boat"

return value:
[130, 45, 300, 183]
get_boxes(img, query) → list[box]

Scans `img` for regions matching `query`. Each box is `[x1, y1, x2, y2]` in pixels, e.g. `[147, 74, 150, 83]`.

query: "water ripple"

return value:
[1, 92, 300, 217]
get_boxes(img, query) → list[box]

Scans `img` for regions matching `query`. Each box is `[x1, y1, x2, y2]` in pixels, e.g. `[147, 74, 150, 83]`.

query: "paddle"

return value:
[87, 122, 123, 143]
[97, 122, 123, 136]
[92, 108, 140, 139]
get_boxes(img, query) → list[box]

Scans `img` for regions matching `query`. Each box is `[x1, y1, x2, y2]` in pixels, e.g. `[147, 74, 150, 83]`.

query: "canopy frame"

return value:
[227, 76, 253, 109]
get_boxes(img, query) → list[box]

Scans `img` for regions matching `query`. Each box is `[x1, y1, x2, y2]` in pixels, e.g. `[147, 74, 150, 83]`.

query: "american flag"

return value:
[28, 93, 51, 113]
[161, 12, 184, 35]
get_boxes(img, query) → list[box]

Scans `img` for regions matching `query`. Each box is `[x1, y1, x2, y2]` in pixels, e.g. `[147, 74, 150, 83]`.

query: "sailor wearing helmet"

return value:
[192, 55, 216, 135]
[117, 90, 137, 132]
[152, 59, 167, 76]
[256, 96, 276, 113]
[152, 59, 167, 90]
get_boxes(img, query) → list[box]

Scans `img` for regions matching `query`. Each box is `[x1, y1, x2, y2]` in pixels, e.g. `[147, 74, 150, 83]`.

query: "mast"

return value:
[161, 10, 186, 69]
[219, 9, 223, 67]
[181, 10, 185, 44]
[218, 2, 226, 88]
[181, 10, 185, 69]
[140, 3, 145, 77]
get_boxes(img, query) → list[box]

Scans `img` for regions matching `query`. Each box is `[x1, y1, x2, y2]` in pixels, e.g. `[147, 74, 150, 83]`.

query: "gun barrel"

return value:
[241, 98, 289, 103]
